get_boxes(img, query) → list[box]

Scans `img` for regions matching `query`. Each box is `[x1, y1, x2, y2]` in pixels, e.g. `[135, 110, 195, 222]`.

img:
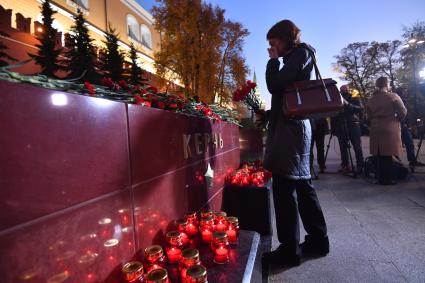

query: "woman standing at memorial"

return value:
[262, 20, 329, 266]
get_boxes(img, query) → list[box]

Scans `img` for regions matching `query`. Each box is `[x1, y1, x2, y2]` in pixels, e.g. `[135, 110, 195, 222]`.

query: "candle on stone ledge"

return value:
[214, 211, 228, 232]
[186, 265, 208, 283]
[185, 211, 199, 237]
[175, 218, 190, 246]
[200, 216, 214, 244]
[143, 245, 166, 273]
[226, 216, 240, 245]
[179, 248, 201, 283]
[146, 268, 169, 283]
[165, 231, 183, 264]
[211, 231, 229, 264]
[200, 209, 213, 219]
[122, 261, 145, 282]
[185, 223, 198, 237]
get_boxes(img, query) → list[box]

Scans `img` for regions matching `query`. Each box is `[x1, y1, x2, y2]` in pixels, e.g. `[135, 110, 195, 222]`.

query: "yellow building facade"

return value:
[0, 0, 160, 74]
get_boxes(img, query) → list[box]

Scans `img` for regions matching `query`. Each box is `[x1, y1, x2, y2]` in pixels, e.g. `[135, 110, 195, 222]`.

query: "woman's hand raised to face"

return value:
[268, 46, 279, 59]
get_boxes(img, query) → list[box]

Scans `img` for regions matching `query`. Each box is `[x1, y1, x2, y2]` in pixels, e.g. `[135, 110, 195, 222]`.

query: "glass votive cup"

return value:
[186, 265, 208, 283]
[211, 231, 229, 264]
[146, 268, 169, 283]
[226, 216, 240, 245]
[122, 261, 145, 282]
[143, 245, 166, 273]
[180, 248, 201, 283]
[165, 231, 183, 264]
[199, 216, 214, 244]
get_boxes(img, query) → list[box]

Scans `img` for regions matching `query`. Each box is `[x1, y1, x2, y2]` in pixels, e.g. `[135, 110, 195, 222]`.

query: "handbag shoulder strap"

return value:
[298, 44, 332, 101]
[299, 44, 322, 81]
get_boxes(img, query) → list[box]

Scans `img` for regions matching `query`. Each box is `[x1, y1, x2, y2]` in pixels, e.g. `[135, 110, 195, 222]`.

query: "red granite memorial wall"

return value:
[0, 81, 240, 282]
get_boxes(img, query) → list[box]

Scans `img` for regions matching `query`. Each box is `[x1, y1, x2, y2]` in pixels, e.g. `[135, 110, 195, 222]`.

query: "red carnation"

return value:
[84, 82, 95, 96]
[157, 101, 165, 109]
[144, 101, 152, 108]
[135, 95, 144, 105]
[169, 103, 178, 110]
[118, 80, 129, 90]
[102, 77, 114, 88]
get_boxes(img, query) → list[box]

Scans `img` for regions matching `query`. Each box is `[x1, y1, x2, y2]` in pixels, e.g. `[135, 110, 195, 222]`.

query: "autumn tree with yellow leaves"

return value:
[152, 0, 249, 104]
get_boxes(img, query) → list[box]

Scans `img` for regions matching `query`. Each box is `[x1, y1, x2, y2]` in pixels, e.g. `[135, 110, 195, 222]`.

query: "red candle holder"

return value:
[214, 211, 228, 232]
[146, 268, 169, 283]
[175, 219, 190, 246]
[185, 211, 199, 237]
[185, 211, 198, 224]
[211, 231, 230, 264]
[200, 209, 213, 219]
[186, 265, 208, 283]
[226, 216, 240, 245]
[179, 248, 201, 283]
[122, 261, 145, 282]
[165, 231, 183, 264]
[143, 245, 166, 273]
[199, 216, 214, 244]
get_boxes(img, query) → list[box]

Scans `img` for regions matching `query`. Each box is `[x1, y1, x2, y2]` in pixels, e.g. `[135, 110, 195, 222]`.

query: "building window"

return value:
[141, 24, 152, 49]
[66, 0, 89, 12]
[127, 14, 140, 42]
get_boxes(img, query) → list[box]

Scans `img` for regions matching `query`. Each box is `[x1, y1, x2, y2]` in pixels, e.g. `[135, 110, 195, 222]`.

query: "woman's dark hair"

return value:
[267, 20, 301, 47]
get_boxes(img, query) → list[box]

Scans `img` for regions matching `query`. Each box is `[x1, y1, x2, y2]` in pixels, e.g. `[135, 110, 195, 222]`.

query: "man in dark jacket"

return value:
[310, 118, 329, 173]
[262, 20, 329, 267]
[396, 87, 425, 167]
[332, 85, 364, 173]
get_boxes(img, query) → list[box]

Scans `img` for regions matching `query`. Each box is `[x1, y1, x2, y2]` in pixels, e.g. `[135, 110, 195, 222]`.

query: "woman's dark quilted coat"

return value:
[264, 43, 315, 179]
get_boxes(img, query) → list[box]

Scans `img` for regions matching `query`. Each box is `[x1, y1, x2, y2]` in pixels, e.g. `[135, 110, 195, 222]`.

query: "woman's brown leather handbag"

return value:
[282, 47, 343, 119]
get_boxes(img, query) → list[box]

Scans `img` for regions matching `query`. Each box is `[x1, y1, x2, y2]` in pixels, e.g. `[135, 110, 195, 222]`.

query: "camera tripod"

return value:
[324, 121, 357, 178]
[412, 130, 425, 173]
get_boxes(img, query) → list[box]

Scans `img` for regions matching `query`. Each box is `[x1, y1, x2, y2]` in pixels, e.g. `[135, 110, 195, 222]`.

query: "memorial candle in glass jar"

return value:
[200, 216, 214, 244]
[226, 216, 240, 245]
[200, 209, 213, 219]
[146, 268, 169, 283]
[211, 231, 229, 264]
[122, 261, 145, 282]
[185, 211, 199, 237]
[186, 265, 208, 283]
[143, 245, 166, 273]
[213, 211, 228, 232]
[165, 231, 183, 264]
[175, 218, 189, 246]
[179, 248, 201, 283]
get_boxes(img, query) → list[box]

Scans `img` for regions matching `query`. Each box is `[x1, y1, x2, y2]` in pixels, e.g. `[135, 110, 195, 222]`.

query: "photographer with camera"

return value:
[331, 85, 364, 174]
[395, 87, 425, 167]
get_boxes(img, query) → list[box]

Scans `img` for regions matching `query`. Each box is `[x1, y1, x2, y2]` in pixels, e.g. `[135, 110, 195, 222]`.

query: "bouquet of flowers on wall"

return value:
[232, 80, 262, 113]
[225, 160, 272, 188]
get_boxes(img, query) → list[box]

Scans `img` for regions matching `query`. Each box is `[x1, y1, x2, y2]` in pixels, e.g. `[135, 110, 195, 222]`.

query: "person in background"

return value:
[310, 118, 329, 173]
[331, 85, 364, 173]
[367, 77, 407, 185]
[395, 87, 425, 167]
[261, 19, 329, 267]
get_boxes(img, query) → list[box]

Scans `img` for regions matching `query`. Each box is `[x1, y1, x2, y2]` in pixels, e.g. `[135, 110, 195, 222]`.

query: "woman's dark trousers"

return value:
[272, 174, 328, 256]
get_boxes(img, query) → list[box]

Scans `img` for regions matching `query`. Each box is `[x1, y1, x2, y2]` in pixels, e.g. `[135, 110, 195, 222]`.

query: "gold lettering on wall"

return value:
[183, 134, 192, 159]
[194, 133, 203, 155]
[183, 132, 224, 159]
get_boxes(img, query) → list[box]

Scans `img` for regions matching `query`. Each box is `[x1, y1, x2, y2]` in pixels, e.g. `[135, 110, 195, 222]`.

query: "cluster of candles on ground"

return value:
[226, 161, 272, 187]
[121, 210, 239, 282]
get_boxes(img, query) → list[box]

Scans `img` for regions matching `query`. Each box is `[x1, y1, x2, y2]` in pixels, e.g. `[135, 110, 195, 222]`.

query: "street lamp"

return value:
[402, 34, 425, 117]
